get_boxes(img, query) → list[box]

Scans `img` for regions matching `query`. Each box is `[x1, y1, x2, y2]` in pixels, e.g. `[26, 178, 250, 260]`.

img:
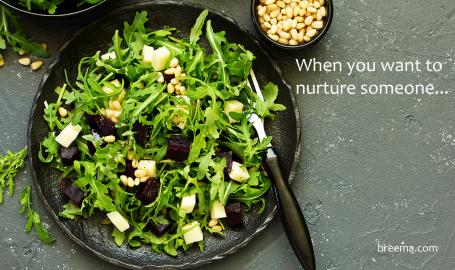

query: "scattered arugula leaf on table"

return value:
[20, 185, 56, 244]
[0, 146, 28, 204]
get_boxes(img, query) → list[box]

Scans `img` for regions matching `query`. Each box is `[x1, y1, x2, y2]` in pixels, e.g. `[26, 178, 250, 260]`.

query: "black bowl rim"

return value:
[27, 1, 302, 269]
[250, 0, 333, 50]
[0, 0, 108, 17]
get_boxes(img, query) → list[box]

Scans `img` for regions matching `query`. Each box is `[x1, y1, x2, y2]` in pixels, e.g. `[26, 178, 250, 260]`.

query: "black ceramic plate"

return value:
[28, 1, 301, 269]
[0, 0, 108, 17]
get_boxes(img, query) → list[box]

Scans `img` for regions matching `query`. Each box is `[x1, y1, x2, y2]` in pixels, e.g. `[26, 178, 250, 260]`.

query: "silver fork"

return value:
[247, 70, 316, 270]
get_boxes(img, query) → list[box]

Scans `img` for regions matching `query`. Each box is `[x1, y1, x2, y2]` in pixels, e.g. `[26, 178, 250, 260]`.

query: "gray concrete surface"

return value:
[0, 0, 454, 269]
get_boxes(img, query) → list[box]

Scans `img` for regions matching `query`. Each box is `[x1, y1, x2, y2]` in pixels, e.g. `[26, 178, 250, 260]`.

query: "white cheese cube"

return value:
[224, 100, 244, 123]
[142, 45, 155, 64]
[228, 161, 250, 183]
[210, 200, 227, 219]
[137, 160, 157, 178]
[151, 46, 171, 71]
[107, 211, 130, 232]
[182, 221, 203, 245]
[55, 123, 82, 148]
[180, 194, 196, 214]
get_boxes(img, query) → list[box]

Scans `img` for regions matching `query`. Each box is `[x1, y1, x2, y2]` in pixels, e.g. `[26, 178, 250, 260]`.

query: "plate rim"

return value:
[27, 1, 302, 269]
[0, 0, 109, 17]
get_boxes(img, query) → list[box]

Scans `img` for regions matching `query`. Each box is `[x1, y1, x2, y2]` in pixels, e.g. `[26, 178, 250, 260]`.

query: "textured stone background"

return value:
[0, 0, 454, 269]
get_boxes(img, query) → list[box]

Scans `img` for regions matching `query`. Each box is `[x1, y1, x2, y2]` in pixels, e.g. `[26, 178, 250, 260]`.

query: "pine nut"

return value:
[268, 33, 279, 41]
[170, 58, 179, 68]
[289, 39, 298, 45]
[303, 35, 311, 42]
[297, 23, 306, 29]
[286, 6, 293, 18]
[279, 31, 291, 39]
[297, 31, 305, 42]
[317, 9, 323, 20]
[18, 49, 25, 56]
[132, 159, 138, 168]
[212, 225, 223, 232]
[277, 0, 286, 8]
[127, 177, 135, 187]
[278, 38, 289, 44]
[120, 175, 128, 184]
[258, 6, 266, 16]
[306, 28, 317, 38]
[266, 4, 279, 12]
[112, 110, 122, 118]
[270, 24, 278, 34]
[293, 6, 300, 16]
[292, 18, 298, 28]
[104, 135, 116, 143]
[304, 15, 313, 25]
[208, 219, 218, 227]
[179, 86, 187, 95]
[259, 16, 265, 24]
[41, 43, 48, 51]
[18, 57, 31, 66]
[264, 21, 272, 29]
[58, 107, 68, 117]
[296, 16, 304, 22]
[270, 18, 277, 25]
[140, 177, 148, 182]
[167, 83, 175, 94]
[290, 29, 298, 40]
[134, 178, 140, 186]
[270, 9, 280, 18]
[313, 1, 321, 8]
[307, 7, 317, 13]
[319, 0, 325, 5]
[264, 14, 271, 22]
[265, 0, 276, 4]
[170, 78, 179, 84]
[320, 6, 327, 17]
[106, 108, 114, 118]
[283, 20, 290, 31]
[164, 68, 175, 75]
[312, 20, 324, 29]
[0, 57, 4, 67]
[112, 100, 122, 110]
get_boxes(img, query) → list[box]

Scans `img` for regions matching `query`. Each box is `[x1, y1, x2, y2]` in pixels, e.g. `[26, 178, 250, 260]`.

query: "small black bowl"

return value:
[251, 0, 333, 49]
[0, 0, 109, 17]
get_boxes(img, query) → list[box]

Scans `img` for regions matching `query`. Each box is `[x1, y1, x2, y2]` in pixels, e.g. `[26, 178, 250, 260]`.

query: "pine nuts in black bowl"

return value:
[251, 0, 333, 49]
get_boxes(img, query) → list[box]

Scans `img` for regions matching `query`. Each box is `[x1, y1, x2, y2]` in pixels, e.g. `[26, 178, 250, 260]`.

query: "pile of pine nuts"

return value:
[256, 0, 327, 45]
[159, 57, 187, 96]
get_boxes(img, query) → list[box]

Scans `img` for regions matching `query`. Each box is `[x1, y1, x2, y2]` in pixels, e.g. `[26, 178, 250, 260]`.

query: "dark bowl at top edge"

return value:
[0, 0, 109, 17]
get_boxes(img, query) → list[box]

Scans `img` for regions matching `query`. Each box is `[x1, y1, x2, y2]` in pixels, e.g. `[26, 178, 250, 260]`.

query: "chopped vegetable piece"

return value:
[60, 145, 80, 166]
[182, 221, 203, 245]
[135, 178, 160, 205]
[107, 211, 130, 232]
[225, 203, 243, 227]
[60, 178, 84, 205]
[149, 221, 171, 237]
[86, 115, 115, 136]
[55, 123, 82, 148]
[181, 194, 196, 214]
[166, 136, 190, 162]
[228, 161, 250, 183]
[210, 200, 227, 219]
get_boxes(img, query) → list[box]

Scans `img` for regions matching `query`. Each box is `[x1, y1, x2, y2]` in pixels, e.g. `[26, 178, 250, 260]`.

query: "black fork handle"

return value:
[264, 148, 316, 270]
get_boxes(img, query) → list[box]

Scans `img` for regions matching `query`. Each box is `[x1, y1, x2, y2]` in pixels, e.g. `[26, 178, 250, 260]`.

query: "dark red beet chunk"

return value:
[149, 222, 171, 237]
[225, 203, 243, 227]
[133, 122, 151, 146]
[136, 178, 160, 205]
[86, 114, 115, 136]
[123, 160, 136, 178]
[60, 178, 84, 205]
[163, 73, 174, 84]
[60, 145, 80, 166]
[87, 129, 106, 155]
[220, 151, 233, 174]
[166, 136, 190, 162]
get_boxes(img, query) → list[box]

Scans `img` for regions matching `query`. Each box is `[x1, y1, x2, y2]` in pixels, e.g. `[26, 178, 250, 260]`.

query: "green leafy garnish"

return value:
[39, 10, 286, 255]
[0, 6, 49, 62]
[15, 0, 103, 15]
[0, 147, 28, 204]
[20, 185, 56, 244]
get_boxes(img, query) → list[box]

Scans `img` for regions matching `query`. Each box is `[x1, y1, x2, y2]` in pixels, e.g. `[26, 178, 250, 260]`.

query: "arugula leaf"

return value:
[0, 6, 49, 58]
[190, 10, 208, 45]
[255, 83, 286, 118]
[20, 186, 56, 244]
[0, 147, 27, 204]
[15, 0, 102, 14]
